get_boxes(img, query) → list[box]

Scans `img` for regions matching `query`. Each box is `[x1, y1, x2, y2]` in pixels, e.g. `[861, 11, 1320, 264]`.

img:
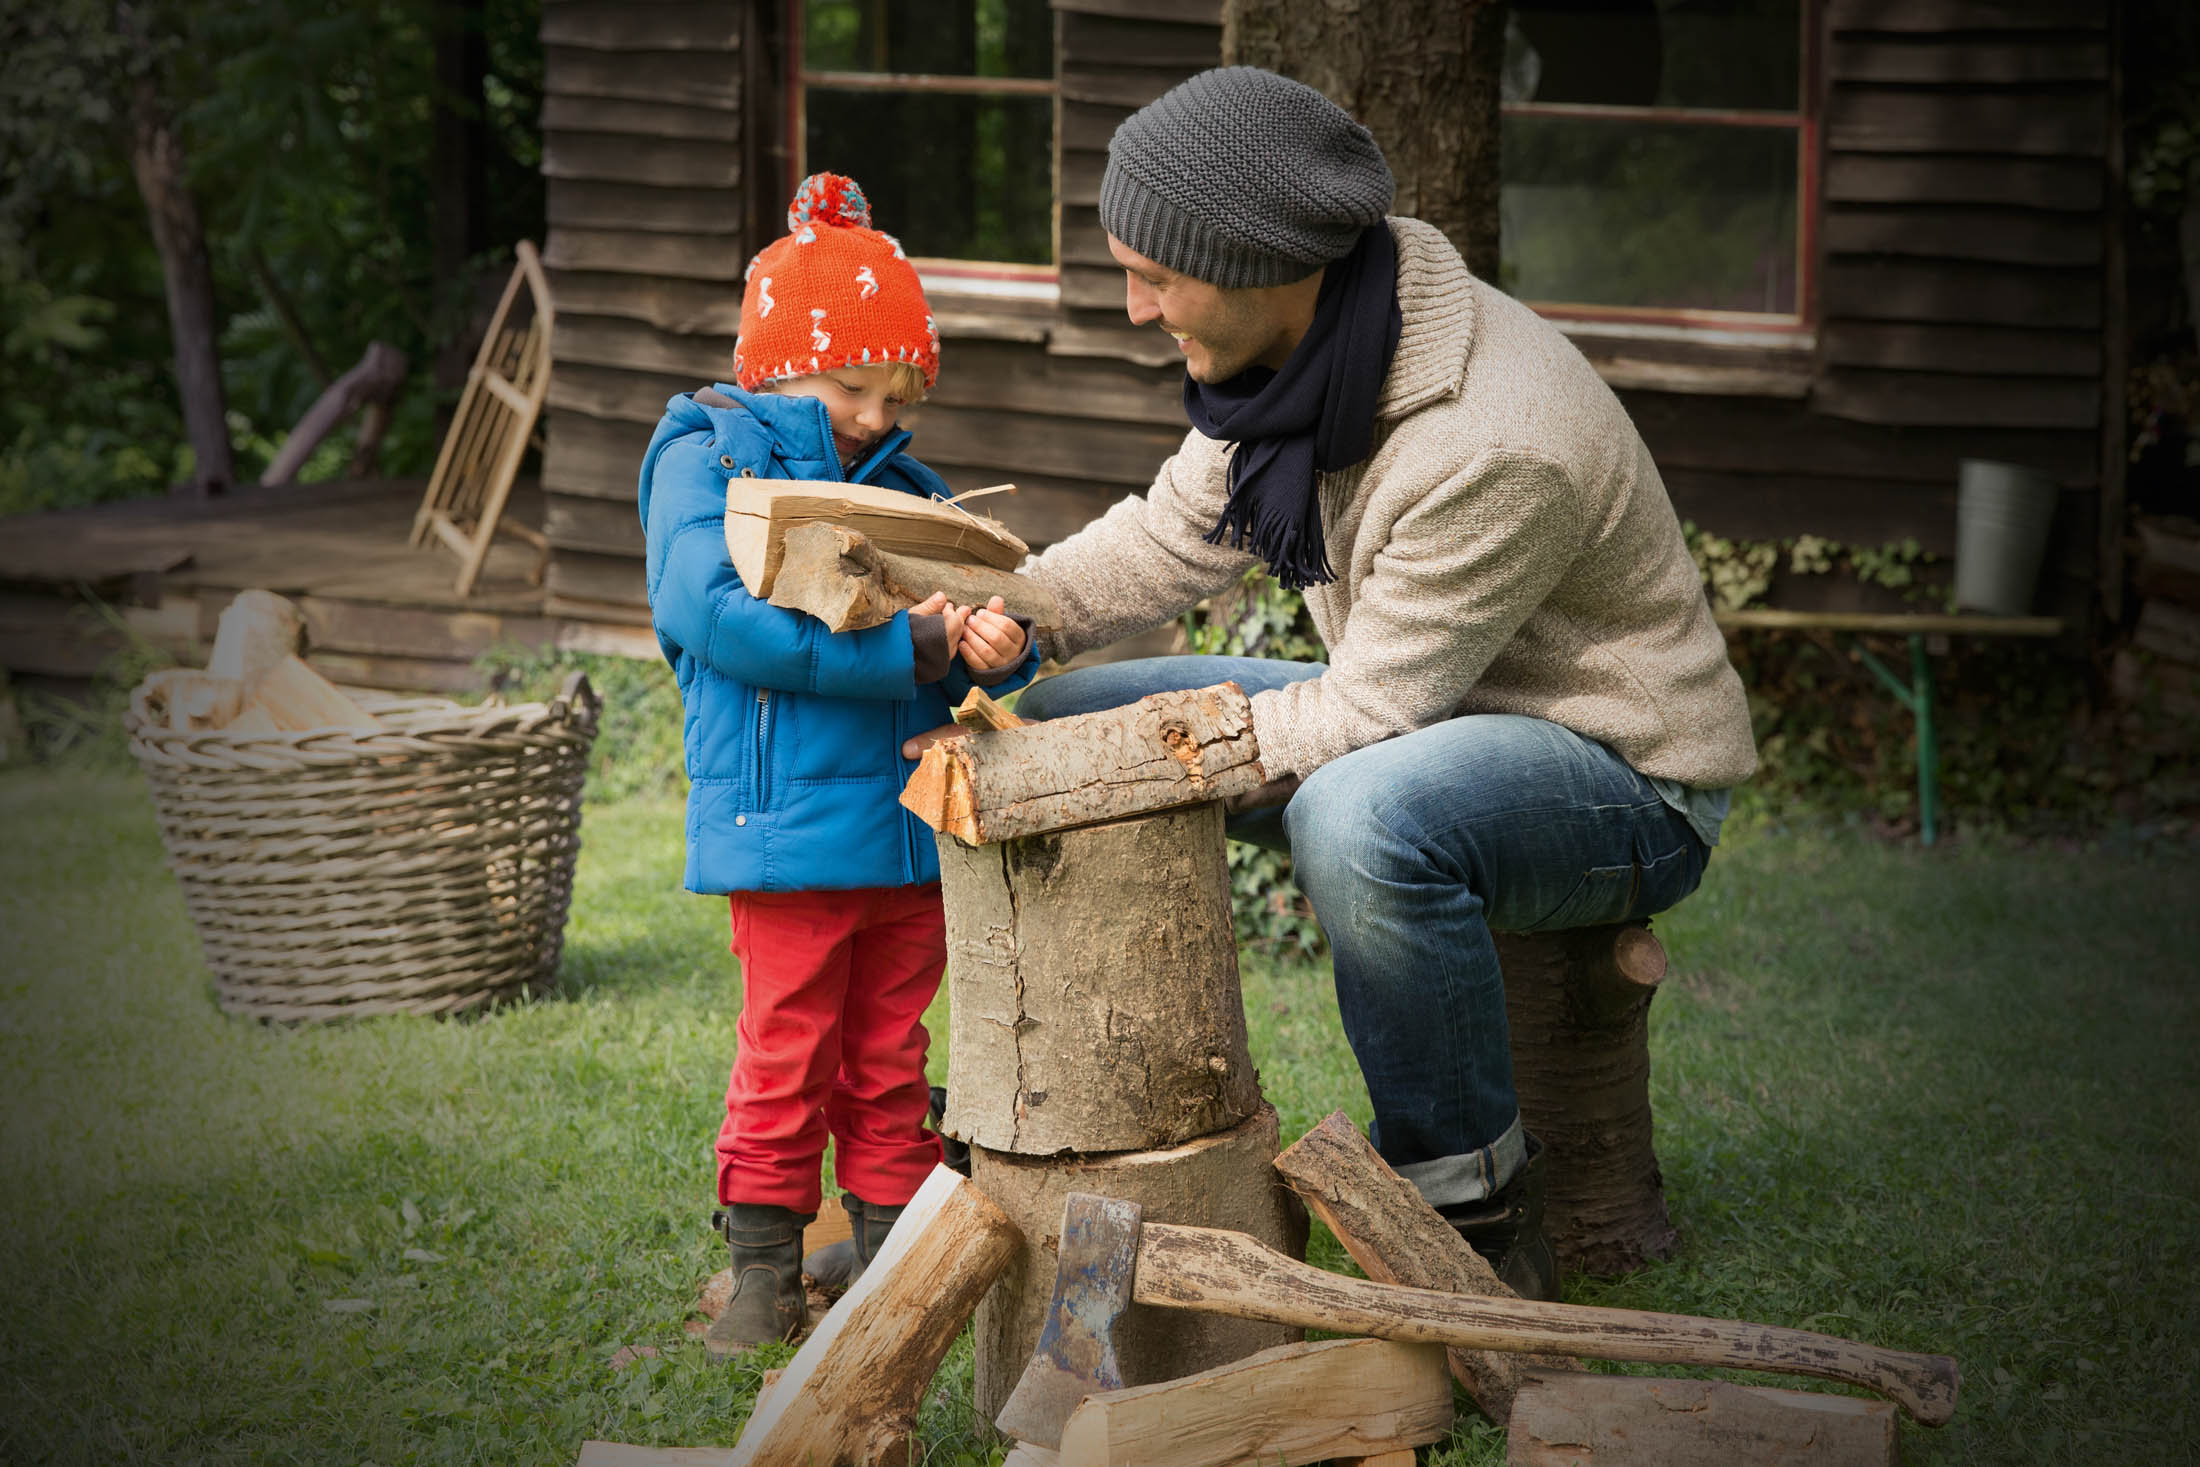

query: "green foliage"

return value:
[1179, 569, 1327, 956]
[1683, 521, 1946, 613]
[473, 646, 688, 806]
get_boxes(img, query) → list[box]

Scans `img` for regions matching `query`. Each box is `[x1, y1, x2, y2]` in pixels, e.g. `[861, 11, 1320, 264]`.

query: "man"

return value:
[922, 67, 1757, 1299]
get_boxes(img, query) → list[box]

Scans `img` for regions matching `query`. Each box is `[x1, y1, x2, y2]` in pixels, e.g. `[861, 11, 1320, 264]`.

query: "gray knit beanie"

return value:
[1099, 66, 1395, 290]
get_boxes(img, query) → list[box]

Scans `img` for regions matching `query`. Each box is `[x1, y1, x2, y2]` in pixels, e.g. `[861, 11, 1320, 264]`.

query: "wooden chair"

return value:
[411, 240, 554, 597]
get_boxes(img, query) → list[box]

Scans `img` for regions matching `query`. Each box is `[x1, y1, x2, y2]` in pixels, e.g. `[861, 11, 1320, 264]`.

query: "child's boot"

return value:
[798, 1192, 909, 1291]
[706, 1203, 812, 1358]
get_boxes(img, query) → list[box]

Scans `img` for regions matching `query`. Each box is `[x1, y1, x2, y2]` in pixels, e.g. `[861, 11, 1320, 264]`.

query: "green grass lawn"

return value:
[1, 768, 2194, 1465]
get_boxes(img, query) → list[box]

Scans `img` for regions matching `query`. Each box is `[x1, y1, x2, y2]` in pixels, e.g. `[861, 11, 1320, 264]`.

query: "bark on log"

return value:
[903, 683, 1263, 845]
[1050, 1337, 1453, 1467]
[1273, 1109, 1555, 1422]
[968, 1103, 1308, 1426]
[729, 1166, 1020, 1467]
[939, 801, 1260, 1155]
[1494, 923, 1677, 1275]
[767, 522, 1063, 635]
[1506, 1371, 1900, 1466]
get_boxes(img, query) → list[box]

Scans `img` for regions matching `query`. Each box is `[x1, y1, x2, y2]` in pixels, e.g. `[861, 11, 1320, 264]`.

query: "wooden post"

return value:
[1494, 922, 1676, 1275]
[939, 801, 1261, 1156]
[968, 1104, 1307, 1424]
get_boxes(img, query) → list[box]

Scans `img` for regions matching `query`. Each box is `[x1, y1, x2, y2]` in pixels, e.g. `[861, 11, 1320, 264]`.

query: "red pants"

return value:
[715, 883, 945, 1214]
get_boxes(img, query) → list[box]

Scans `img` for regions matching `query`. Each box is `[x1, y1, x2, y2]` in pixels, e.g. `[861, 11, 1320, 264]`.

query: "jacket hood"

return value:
[637, 382, 915, 525]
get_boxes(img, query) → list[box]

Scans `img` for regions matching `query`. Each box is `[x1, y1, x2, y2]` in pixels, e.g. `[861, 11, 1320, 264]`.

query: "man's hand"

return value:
[959, 595, 1026, 672]
[902, 723, 969, 761]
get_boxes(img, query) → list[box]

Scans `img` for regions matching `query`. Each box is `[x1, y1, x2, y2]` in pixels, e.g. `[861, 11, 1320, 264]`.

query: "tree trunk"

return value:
[431, 0, 490, 421]
[1494, 922, 1678, 1275]
[968, 1103, 1307, 1425]
[938, 801, 1261, 1155]
[129, 72, 233, 497]
[1222, 0, 1504, 280]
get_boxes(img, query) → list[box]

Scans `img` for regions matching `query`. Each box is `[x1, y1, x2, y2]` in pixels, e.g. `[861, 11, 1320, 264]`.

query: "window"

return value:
[792, 0, 1057, 284]
[1500, 0, 1812, 328]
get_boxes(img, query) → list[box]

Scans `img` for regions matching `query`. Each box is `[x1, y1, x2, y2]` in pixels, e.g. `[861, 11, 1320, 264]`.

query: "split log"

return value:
[134, 669, 244, 732]
[1050, 1337, 1452, 1467]
[902, 683, 1263, 845]
[1495, 922, 1676, 1275]
[729, 1165, 1019, 1467]
[242, 657, 380, 732]
[953, 686, 1028, 733]
[939, 801, 1259, 1155]
[725, 478, 1027, 597]
[1273, 1109, 1561, 1422]
[766, 521, 1062, 635]
[206, 589, 305, 687]
[969, 1103, 1308, 1425]
[1506, 1370, 1899, 1466]
[259, 341, 408, 487]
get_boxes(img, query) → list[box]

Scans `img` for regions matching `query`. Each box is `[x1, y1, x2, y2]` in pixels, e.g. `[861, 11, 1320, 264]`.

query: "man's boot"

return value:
[705, 1203, 811, 1359]
[1439, 1135, 1559, 1302]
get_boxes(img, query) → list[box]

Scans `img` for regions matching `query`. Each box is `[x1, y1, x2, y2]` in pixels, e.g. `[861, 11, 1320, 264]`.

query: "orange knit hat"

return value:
[733, 173, 939, 392]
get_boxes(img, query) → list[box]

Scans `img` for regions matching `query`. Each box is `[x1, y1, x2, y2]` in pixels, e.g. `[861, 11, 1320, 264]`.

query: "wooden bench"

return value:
[1714, 609, 2065, 845]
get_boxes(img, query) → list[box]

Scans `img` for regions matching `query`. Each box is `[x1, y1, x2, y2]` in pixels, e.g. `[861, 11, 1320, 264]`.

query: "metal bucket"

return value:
[1953, 459, 2059, 615]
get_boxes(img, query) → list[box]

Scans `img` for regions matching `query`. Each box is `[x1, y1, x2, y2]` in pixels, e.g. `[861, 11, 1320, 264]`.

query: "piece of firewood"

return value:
[1051, 1337, 1452, 1467]
[1274, 1110, 1557, 1423]
[899, 683, 1262, 845]
[1506, 1370, 1898, 1466]
[728, 1166, 1020, 1467]
[135, 669, 245, 733]
[767, 521, 1060, 634]
[241, 657, 380, 732]
[206, 589, 305, 687]
[726, 479, 1028, 598]
[952, 686, 1027, 733]
[1000, 1447, 1058, 1467]
[1335, 1453, 1418, 1467]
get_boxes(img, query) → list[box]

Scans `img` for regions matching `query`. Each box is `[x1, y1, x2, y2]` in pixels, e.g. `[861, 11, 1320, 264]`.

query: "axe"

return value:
[997, 1194, 1960, 1449]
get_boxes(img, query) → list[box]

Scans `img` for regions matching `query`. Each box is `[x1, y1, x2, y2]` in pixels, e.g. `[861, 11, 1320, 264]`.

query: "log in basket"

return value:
[125, 671, 601, 1021]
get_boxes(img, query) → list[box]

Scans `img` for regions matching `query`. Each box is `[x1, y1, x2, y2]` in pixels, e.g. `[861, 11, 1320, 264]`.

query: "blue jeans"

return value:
[1016, 656, 1711, 1206]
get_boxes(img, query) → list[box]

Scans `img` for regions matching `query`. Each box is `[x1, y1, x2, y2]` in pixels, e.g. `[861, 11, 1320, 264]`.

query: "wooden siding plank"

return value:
[1826, 87, 2106, 158]
[541, 4, 741, 52]
[1620, 390, 2099, 485]
[1821, 259, 2101, 329]
[1061, 64, 1209, 109]
[540, 94, 740, 140]
[1063, 147, 1107, 207]
[1051, 0, 1222, 23]
[1664, 469, 1956, 552]
[930, 468, 1133, 549]
[548, 180, 747, 235]
[925, 338, 1184, 426]
[557, 313, 736, 379]
[1831, 37, 2106, 84]
[546, 45, 742, 108]
[544, 410, 656, 500]
[543, 131, 742, 189]
[1051, 310, 1188, 368]
[1058, 9, 1220, 68]
[548, 361, 702, 424]
[547, 270, 744, 335]
[546, 492, 646, 558]
[1063, 98, 1135, 153]
[1812, 369, 2100, 429]
[295, 597, 551, 662]
[1061, 263, 1129, 312]
[1824, 152, 2102, 211]
[542, 227, 745, 282]
[900, 401, 1183, 487]
[1828, 0, 2103, 31]
[1823, 205, 2101, 267]
[1823, 321, 2099, 377]
[548, 550, 649, 609]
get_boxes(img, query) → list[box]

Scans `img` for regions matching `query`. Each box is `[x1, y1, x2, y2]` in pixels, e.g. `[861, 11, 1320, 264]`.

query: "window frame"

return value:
[1502, 0, 1821, 338]
[782, 0, 1062, 296]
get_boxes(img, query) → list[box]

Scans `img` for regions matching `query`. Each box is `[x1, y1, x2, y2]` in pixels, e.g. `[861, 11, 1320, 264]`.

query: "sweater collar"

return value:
[1373, 216, 1477, 421]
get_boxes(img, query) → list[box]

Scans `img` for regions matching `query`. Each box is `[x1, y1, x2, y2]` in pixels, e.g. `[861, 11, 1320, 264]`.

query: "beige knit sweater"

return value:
[1026, 216, 1758, 789]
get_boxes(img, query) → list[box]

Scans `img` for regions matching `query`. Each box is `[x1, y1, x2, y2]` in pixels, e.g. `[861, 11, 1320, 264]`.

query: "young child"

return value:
[637, 173, 1039, 1355]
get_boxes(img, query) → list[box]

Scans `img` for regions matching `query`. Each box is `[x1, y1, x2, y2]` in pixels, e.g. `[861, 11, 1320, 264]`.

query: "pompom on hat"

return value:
[734, 173, 939, 391]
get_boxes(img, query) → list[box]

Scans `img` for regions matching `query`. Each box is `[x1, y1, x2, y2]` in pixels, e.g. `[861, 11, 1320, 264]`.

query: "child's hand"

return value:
[908, 590, 972, 647]
[958, 596, 1025, 672]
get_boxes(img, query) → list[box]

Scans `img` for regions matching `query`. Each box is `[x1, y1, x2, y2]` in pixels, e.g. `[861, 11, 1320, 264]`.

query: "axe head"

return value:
[993, 1192, 1143, 1449]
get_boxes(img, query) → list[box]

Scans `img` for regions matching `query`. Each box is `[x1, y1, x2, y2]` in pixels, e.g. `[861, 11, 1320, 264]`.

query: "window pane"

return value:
[1506, 0, 1800, 112]
[805, 0, 1052, 79]
[807, 89, 1054, 264]
[1500, 115, 1798, 314]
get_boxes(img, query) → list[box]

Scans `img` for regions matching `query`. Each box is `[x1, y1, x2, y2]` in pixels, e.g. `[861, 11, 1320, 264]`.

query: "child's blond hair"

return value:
[758, 359, 928, 404]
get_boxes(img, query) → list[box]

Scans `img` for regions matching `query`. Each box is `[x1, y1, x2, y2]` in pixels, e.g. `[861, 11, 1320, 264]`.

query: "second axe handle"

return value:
[1132, 1223, 1960, 1428]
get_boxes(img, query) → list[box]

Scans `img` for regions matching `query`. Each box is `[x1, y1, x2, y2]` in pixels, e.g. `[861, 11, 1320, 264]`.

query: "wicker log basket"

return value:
[126, 671, 602, 1021]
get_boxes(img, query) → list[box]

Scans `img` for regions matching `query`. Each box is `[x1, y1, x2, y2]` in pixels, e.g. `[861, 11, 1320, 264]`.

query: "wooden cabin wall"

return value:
[537, 0, 753, 625]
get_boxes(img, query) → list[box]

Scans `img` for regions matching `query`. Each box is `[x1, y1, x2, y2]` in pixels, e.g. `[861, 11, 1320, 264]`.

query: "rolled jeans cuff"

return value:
[1393, 1115, 1528, 1209]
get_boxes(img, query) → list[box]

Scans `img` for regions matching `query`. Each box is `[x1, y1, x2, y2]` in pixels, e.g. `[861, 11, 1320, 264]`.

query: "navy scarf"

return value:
[1182, 224, 1402, 590]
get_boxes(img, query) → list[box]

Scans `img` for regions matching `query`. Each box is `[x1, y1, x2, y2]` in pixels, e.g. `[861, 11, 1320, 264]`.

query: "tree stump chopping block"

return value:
[968, 1103, 1308, 1424]
[938, 800, 1261, 1155]
[1493, 921, 1676, 1275]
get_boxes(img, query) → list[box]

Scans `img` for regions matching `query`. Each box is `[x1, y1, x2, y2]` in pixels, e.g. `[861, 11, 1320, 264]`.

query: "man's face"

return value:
[1107, 235, 1303, 384]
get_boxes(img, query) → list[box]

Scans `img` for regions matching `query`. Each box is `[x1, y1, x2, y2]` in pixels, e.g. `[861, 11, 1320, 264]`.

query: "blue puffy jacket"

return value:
[638, 384, 1039, 894]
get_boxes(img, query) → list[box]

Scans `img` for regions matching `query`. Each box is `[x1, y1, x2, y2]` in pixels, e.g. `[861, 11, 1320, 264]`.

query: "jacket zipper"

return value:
[754, 688, 773, 809]
[902, 708, 920, 882]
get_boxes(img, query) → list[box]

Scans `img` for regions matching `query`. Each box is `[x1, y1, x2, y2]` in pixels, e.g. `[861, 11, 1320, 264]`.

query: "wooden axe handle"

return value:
[1131, 1223, 1959, 1428]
